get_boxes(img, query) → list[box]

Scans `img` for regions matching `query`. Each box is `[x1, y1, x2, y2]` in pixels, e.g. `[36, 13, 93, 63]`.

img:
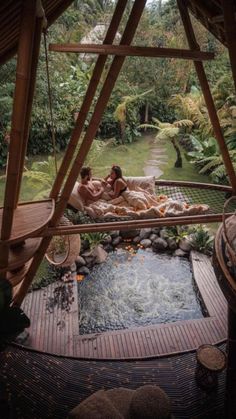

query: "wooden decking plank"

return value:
[111, 333, 122, 358]
[152, 328, 165, 354]
[163, 325, 180, 353]
[139, 330, 151, 356]
[108, 334, 116, 358]
[30, 289, 39, 349]
[34, 285, 44, 351]
[143, 329, 156, 355]
[120, 332, 130, 358]
[130, 331, 141, 357]
[165, 324, 182, 352]
[44, 284, 52, 353]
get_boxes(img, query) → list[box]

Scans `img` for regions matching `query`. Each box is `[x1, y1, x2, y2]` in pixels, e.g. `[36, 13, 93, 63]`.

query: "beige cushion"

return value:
[125, 176, 155, 195]
[68, 390, 123, 419]
[68, 181, 84, 211]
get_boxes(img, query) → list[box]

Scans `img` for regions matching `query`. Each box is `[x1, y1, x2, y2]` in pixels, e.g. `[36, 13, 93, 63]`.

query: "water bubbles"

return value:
[78, 249, 203, 335]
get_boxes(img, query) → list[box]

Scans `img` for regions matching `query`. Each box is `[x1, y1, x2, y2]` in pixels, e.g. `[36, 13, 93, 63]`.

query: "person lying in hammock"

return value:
[78, 166, 104, 205]
[103, 165, 128, 199]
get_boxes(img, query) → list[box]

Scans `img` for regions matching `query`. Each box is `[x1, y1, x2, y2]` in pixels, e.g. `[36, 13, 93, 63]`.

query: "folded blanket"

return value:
[84, 188, 209, 219]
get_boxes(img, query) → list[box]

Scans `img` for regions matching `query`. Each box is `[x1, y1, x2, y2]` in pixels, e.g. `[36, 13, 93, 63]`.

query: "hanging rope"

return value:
[43, 29, 58, 175]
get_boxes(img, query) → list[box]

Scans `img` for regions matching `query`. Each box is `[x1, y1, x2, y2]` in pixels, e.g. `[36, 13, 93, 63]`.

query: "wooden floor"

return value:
[21, 251, 228, 359]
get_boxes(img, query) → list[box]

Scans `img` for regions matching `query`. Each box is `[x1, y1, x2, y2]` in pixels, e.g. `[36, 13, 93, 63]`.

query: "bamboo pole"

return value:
[49, 43, 215, 61]
[0, 0, 37, 276]
[14, 13, 44, 206]
[37, 213, 231, 237]
[50, 0, 128, 199]
[221, 0, 236, 94]
[14, 0, 147, 306]
[177, 0, 236, 194]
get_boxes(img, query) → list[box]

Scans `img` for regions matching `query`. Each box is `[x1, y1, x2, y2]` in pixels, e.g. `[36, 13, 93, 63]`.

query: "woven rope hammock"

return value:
[76, 180, 234, 228]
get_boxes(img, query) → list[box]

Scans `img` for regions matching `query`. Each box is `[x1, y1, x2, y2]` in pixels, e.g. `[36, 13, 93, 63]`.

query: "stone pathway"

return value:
[143, 141, 168, 178]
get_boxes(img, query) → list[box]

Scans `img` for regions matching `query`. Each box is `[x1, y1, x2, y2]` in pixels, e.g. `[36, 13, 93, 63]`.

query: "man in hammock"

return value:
[78, 166, 104, 205]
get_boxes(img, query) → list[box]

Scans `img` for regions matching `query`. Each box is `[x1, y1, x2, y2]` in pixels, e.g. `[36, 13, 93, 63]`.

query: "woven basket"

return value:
[222, 196, 236, 267]
[46, 216, 81, 267]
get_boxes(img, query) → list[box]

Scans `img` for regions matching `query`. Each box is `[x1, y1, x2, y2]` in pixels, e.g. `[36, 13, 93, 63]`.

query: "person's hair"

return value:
[111, 165, 123, 179]
[80, 166, 91, 179]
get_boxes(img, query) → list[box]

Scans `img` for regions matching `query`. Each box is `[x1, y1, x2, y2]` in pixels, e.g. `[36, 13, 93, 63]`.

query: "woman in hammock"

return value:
[104, 165, 128, 199]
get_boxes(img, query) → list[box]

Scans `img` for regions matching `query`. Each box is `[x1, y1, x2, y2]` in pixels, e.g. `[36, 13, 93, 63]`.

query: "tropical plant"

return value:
[140, 117, 193, 168]
[169, 92, 212, 138]
[113, 90, 152, 144]
[23, 156, 57, 199]
[197, 150, 236, 185]
[185, 136, 218, 166]
[165, 225, 190, 243]
[21, 138, 110, 199]
[190, 225, 214, 255]
[81, 232, 107, 249]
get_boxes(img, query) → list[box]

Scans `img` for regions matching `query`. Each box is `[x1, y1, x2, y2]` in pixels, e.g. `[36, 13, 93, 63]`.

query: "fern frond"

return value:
[173, 119, 193, 128]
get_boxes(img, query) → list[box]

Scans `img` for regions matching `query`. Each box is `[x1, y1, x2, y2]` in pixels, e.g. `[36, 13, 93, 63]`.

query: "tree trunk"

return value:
[171, 138, 182, 168]
[144, 102, 149, 131]
[120, 119, 126, 144]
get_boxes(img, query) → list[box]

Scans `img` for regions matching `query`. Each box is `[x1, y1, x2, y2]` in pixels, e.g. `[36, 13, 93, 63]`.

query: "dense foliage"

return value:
[0, 0, 235, 184]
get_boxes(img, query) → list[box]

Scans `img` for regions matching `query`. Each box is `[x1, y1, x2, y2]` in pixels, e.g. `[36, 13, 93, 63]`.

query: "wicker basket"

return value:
[46, 216, 81, 267]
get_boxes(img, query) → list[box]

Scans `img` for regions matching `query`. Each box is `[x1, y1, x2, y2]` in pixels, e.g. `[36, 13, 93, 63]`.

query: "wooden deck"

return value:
[21, 251, 228, 359]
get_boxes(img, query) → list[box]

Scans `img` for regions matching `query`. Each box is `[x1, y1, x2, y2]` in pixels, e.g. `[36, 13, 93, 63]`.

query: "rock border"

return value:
[75, 227, 194, 277]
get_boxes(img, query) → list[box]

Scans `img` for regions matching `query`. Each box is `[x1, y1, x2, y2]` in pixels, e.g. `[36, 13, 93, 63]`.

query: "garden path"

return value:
[143, 140, 167, 177]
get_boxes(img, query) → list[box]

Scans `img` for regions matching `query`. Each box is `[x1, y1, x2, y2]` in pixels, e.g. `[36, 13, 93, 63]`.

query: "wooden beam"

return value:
[0, 0, 37, 275]
[177, 0, 236, 194]
[221, 1, 236, 94]
[49, 43, 215, 61]
[13, 0, 147, 306]
[50, 0, 128, 199]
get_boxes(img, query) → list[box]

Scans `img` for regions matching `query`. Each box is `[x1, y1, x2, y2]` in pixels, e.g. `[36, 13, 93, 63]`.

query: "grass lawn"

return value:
[0, 135, 211, 205]
[159, 141, 210, 183]
[92, 136, 151, 178]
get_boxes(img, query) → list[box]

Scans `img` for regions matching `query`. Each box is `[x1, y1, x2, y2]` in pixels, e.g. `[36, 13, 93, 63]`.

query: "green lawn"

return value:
[159, 141, 210, 183]
[92, 136, 151, 178]
[0, 136, 211, 205]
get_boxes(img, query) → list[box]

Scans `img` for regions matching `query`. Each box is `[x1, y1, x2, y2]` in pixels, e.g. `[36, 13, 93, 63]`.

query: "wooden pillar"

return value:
[50, 0, 128, 199]
[221, 0, 236, 93]
[225, 307, 236, 418]
[177, 0, 236, 194]
[0, 0, 37, 275]
[13, 0, 147, 306]
[14, 9, 45, 206]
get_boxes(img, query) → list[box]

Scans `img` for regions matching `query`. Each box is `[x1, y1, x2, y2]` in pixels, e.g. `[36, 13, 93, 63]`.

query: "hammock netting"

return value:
[155, 182, 234, 215]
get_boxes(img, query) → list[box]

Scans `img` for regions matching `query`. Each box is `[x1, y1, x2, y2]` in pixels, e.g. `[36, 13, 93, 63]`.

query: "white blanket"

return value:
[84, 188, 209, 219]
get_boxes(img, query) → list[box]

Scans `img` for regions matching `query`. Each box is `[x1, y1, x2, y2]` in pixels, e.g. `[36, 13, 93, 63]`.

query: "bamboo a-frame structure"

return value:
[1, 0, 236, 415]
[0, 0, 235, 302]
